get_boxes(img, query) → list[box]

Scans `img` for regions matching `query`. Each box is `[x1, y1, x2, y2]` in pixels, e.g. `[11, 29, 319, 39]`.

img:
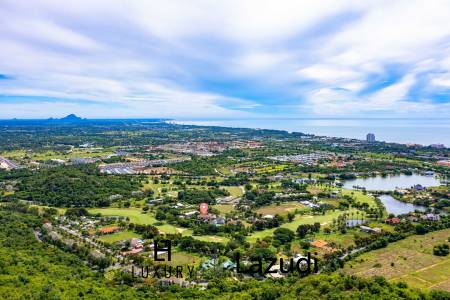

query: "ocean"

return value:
[172, 118, 450, 147]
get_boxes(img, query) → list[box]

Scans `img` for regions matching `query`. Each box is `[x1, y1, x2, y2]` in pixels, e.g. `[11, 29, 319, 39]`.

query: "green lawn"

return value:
[97, 231, 141, 243]
[255, 202, 307, 217]
[31, 205, 66, 216]
[313, 230, 365, 249]
[193, 235, 230, 244]
[222, 186, 244, 197]
[212, 204, 235, 214]
[88, 208, 197, 238]
[342, 189, 377, 207]
[155, 251, 201, 267]
[1, 148, 114, 161]
[247, 208, 362, 243]
[88, 208, 157, 224]
[157, 224, 193, 236]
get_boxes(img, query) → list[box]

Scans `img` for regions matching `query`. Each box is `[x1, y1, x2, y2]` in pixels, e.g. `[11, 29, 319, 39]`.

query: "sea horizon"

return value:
[1, 116, 448, 147]
[171, 118, 450, 147]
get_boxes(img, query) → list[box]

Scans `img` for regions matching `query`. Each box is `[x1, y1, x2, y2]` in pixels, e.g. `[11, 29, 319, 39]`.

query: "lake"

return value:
[342, 174, 442, 191]
[378, 194, 426, 216]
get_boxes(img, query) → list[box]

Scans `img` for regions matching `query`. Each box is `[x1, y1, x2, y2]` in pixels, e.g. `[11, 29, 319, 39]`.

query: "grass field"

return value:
[85, 207, 236, 243]
[255, 164, 288, 174]
[31, 205, 66, 215]
[222, 186, 244, 197]
[1, 148, 114, 161]
[342, 228, 450, 291]
[97, 231, 141, 243]
[155, 251, 201, 267]
[314, 230, 365, 249]
[157, 224, 193, 236]
[247, 208, 362, 243]
[212, 204, 235, 214]
[256, 202, 306, 216]
[341, 189, 377, 207]
[193, 235, 230, 244]
[216, 166, 232, 176]
[88, 208, 157, 224]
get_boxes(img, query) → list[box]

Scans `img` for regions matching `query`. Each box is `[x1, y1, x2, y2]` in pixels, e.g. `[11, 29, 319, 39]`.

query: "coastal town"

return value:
[1, 119, 449, 293]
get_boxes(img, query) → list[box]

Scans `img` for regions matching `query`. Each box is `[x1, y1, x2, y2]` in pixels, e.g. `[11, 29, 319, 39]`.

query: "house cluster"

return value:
[98, 157, 189, 174]
[268, 152, 335, 165]
[436, 160, 450, 167]
[151, 142, 228, 157]
[293, 178, 317, 185]
[299, 200, 320, 209]
[42, 222, 105, 260]
[386, 212, 441, 225]
[228, 140, 263, 149]
[121, 238, 145, 256]
[0, 156, 19, 170]
[197, 213, 226, 226]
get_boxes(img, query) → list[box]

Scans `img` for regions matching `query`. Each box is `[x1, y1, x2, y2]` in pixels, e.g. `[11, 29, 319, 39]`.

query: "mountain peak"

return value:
[61, 114, 82, 121]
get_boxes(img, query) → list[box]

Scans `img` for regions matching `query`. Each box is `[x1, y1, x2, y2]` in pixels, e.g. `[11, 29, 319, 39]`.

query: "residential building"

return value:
[366, 133, 376, 143]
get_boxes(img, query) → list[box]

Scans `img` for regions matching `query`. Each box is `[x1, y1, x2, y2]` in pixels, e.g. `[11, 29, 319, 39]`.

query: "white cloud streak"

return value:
[0, 0, 449, 118]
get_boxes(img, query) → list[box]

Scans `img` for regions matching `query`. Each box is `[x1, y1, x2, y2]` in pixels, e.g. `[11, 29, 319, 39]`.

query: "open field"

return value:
[157, 224, 193, 236]
[222, 186, 244, 197]
[155, 251, 201, 267]
[216, 166, 232, 176]
[1, 148, 115, 161]
[212, 204, 235, 214]
[193, 235, 230, 244]
[247, 208, 362, 243]
[255, 164, 288, 174]
[313, 230, 367, 249]
[256, 202, 306, 216]
[307, 184, 332, 195]
[88, 208, 157, 224]
[341, 189, 377, 207]
[31, 205, 66, 215]
[88, 208, 195, 236]
[97, 230, 141, 243]
[342, 228, 450, 291]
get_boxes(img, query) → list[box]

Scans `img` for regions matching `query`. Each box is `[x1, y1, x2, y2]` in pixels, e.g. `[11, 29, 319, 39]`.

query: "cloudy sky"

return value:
[1, 0, 450, 119]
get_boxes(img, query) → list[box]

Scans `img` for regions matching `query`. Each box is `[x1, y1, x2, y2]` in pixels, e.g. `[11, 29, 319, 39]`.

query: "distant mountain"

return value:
[60, 114, 83, 121]
[0, 116, 170, 125]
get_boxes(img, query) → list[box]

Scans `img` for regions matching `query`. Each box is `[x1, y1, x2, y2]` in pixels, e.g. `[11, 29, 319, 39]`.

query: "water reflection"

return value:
[343, 174, 441, 191]
[378, 194, 426, 216]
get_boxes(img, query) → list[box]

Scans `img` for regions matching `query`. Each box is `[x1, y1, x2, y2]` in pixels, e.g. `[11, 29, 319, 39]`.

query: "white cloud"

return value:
[0, 0, 449, 118]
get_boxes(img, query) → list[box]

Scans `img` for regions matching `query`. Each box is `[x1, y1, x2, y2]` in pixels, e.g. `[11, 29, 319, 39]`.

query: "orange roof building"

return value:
[311, 240, 336, 252]
[311, 240, 328, 248]
[385, 217, 401, 224]
[99, 226, 119, 234]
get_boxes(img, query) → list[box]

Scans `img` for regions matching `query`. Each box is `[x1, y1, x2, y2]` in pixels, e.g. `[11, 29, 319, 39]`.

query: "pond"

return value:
[378, 194, 426, 216]
[343, 174, 442, 191]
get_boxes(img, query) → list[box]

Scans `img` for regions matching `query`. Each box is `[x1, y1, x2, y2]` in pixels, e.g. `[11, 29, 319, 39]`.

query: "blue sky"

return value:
[0, 0, 449, 119]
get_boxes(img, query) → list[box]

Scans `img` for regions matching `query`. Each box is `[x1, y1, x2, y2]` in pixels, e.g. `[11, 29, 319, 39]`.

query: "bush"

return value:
[433, 244, 450, 256]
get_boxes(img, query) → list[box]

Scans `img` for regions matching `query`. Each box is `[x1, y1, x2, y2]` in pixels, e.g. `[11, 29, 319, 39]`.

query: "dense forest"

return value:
[10, 165, 142, 207]
[1, 209, 450, 299]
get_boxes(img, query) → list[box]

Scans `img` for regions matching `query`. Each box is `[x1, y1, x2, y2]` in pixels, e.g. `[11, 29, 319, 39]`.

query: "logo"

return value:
[130, 240, 319, 279]
[199, 203, 208, 215]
